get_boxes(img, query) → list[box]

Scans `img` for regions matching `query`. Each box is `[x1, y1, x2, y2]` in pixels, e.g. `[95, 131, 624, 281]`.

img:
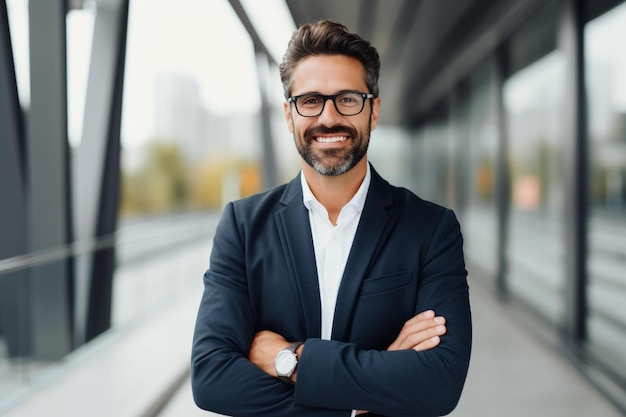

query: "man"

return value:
[192, 20, 471, 416]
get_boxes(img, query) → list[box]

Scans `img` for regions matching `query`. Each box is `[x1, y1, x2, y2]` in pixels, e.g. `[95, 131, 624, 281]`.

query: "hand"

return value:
[387, 310, 446, 351]
[249, 330, 290, 378]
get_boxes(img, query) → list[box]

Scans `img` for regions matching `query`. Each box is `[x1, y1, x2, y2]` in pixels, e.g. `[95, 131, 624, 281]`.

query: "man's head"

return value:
[279, 20, 380, 99]
[280, 20, 381, 177]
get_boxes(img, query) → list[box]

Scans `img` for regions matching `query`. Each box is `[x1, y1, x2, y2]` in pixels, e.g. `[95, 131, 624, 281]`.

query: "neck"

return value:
[302, 159, 367, 225]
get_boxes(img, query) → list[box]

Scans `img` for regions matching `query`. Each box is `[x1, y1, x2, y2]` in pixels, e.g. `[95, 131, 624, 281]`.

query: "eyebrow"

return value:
[293, 89, 365, 96]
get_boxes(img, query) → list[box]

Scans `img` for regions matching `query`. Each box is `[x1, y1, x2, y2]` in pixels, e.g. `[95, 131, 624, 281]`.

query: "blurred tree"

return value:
[120, 140, 188, 216]
[188, 155, 261, 210]
[120, 141, 262, 217]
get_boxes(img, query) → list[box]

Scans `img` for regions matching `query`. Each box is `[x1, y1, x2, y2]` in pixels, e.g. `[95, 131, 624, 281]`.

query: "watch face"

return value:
[275, 350, 296, 376]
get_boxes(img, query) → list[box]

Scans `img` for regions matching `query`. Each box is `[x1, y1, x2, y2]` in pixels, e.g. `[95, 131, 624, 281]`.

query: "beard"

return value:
[295, 124, 370, 176]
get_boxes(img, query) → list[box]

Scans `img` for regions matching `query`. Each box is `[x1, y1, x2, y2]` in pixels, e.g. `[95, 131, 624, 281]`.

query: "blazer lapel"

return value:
[331, 167, 396, 341]
[275, 175, 322, 338]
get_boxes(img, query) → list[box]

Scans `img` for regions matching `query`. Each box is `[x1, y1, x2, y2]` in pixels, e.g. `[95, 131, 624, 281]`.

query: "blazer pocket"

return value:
[359, 269, 414, 296]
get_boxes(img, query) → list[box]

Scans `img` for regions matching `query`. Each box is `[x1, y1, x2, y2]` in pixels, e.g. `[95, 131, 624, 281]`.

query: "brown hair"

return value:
[279, 19, 380, 99]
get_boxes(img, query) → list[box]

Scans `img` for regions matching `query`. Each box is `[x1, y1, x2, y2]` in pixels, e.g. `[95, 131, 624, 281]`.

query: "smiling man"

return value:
[191, 20, 472, 417]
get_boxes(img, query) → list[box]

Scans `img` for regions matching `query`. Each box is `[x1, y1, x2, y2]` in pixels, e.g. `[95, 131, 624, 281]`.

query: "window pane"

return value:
[417, 118, 451, 205]
[463, 64, 499, 278]
[117, 0, 265, 327]
[504, 50, 567, 324]
[120, 0, 262, 220]
[585, 0, 626, 378]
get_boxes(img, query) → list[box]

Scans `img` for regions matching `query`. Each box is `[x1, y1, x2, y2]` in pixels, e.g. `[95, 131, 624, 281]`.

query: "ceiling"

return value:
[284, 0, 544, 126]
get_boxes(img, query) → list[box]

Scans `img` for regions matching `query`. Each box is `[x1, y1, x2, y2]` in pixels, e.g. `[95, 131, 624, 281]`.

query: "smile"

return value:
[314, 136, 348, 143]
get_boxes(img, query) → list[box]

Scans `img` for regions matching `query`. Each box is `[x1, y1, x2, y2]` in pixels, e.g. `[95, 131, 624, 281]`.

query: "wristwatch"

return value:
[274, 341, 304, 384]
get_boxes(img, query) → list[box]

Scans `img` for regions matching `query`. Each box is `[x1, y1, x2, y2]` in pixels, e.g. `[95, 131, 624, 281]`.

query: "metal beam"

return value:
[254, 48, 279, 190]
[27, 0, 73, 359]
[493, 50, 510, 298]
[559, 0, 588, 343]
[228, 0, 276, 65]
[0, 0, 29, 358]
[72, 0, 129, 344]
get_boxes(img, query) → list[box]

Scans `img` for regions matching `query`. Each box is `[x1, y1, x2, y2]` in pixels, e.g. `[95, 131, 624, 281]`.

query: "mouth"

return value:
[314, 135, 349, 144]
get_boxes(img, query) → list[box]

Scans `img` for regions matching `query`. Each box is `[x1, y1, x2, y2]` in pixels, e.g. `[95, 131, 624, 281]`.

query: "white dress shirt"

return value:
[301, 165, 371, 417]
[300, 164, 371, 340]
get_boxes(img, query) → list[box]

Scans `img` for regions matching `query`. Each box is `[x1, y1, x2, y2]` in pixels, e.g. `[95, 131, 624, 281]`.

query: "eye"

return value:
[299, 95, 323, 106]
[338, 93, 360, 106]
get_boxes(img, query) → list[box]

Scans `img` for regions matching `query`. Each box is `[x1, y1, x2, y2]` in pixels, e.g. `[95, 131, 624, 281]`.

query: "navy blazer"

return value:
[192, 166, 472, 417]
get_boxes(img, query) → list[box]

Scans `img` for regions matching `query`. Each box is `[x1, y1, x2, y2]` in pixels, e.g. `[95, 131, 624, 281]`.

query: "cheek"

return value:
[291, 120, 309, 138]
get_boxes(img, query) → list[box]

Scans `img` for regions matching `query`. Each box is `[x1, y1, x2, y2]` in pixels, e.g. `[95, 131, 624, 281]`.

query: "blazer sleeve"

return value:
[295, 209, 472, 416]
[191, 202, 351, 417]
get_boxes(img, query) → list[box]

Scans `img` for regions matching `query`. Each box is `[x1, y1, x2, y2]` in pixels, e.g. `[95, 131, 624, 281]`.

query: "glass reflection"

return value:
[504, 51, 567, 324]
[585, 1, 626, 378]
[463, 65, 499, 278]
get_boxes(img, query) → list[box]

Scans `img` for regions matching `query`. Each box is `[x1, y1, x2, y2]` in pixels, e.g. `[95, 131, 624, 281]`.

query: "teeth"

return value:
[315, 136, 347, 143]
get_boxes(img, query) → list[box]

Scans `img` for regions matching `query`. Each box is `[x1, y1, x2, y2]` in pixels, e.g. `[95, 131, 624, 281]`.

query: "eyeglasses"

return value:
[287, 91, 375, 117]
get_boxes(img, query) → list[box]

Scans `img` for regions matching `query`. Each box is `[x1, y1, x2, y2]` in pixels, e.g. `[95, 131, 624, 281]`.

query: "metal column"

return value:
[72, 0, 129, 344]
[27, 0, 73, 359]
[0, 0, 29, 358]
[559, 0, 588, 343]
[493, 50, 511, 298]
[255, 48, 279, 190]
[228, 0, 280, 189]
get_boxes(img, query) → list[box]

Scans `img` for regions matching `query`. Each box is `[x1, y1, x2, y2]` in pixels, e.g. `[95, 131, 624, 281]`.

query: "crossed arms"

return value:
[249, 310, 448, 416]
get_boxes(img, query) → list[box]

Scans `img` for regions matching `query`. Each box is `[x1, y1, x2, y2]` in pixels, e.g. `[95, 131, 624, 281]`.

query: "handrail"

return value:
[0, 212, 220, 276]
[0, 233, 117, 275]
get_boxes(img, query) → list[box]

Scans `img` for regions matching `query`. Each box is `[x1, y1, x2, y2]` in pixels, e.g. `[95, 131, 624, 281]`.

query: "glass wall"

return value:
[462, 63, 500, 279]
[396, 0, 626, 407]
[584, 1, 626, 381]
[116, 0, 297, 328]
[503, 49, 567, 325]
[121, 0, 300, 215]
[368, 125, 414, 190]
[411, 106, 452, 205]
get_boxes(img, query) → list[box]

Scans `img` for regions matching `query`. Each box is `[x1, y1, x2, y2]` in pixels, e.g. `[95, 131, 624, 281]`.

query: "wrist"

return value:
[290, 343, 305, 383]
[274, 341, 304, 384]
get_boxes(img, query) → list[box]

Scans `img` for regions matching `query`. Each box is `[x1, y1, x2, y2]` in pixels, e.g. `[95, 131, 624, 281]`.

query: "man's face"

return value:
[284, 55, 380, 176]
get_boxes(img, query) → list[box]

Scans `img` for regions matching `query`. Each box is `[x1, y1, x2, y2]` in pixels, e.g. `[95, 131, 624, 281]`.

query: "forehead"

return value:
[291, 55, 368, 95]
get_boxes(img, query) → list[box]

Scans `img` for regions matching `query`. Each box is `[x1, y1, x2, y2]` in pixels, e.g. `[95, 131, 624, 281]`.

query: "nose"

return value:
[317, 97, 343, 125]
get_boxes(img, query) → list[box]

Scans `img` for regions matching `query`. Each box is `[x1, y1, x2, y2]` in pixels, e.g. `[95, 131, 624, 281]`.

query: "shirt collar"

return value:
[301, 163, 371, 214]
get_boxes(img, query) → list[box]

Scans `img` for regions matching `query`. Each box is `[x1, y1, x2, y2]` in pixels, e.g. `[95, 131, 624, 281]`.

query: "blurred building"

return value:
[153, 73, 207, 163]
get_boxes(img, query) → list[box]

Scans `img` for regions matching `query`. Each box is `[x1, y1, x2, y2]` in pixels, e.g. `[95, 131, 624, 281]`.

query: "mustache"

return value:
[304, 125, 357, 140]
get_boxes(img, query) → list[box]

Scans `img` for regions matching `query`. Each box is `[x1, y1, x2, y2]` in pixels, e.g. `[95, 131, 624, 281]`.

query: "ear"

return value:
[284, 101, 294, 133]
[369, 97, 381, 131]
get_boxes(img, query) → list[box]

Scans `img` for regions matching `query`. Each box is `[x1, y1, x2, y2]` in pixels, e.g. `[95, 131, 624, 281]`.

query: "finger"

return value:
[417, 309, 435, 319]
[404, 323, 447, 346]
[412, 335, 441, 352]
[401, 312, 445, 333]
[391, 322, 447, 351]
[402, 310, 435, 327]
[395, 315, 445, 344]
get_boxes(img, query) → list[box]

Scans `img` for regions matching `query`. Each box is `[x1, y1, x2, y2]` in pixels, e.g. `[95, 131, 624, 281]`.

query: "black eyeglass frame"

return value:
[287, 91, 375, 117]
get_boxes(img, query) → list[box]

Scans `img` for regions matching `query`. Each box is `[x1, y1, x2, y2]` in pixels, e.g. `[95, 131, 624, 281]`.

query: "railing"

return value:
[0, 211, 220, 414]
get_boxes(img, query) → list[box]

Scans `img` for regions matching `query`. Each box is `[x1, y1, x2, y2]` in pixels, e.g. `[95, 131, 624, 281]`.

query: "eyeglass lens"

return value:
[295, 92, 366, 116]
